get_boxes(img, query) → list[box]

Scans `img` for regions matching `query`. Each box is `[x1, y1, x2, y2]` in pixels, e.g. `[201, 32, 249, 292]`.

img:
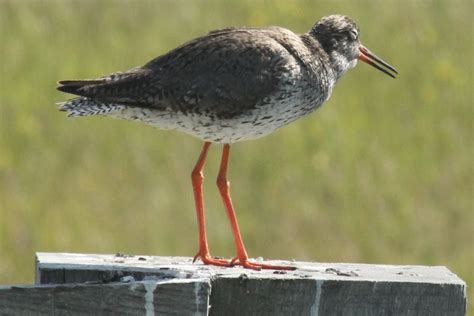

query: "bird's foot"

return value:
[193, 251, 231, 267]
[230, 256, 296, 271]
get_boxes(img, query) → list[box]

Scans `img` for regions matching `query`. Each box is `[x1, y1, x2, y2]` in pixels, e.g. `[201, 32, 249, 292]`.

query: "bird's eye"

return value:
[349, 29, 358, 40]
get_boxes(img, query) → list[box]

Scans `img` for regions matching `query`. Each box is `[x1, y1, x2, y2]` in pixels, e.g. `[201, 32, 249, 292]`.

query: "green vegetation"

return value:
[1, 0, 471, 310]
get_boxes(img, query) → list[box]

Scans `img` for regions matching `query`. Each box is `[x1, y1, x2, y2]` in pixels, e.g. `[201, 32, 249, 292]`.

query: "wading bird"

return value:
[57, 15, 397, 270]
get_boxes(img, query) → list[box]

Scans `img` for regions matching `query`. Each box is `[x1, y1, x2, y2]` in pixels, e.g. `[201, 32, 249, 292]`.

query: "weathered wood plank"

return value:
[0, 278, 210, 316]
[211, 276, 466, 316]
[34, 253, 466, 316]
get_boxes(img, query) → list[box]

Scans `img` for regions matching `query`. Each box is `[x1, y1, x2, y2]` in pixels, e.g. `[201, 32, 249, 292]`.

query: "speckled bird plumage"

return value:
[58, 15, 364, 143]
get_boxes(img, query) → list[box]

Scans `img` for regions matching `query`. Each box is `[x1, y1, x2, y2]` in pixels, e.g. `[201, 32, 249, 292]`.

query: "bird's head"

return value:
[310, 15, 397, 79]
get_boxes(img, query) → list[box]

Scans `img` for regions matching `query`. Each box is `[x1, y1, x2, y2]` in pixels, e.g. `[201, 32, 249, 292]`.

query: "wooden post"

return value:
[0, 253, 467, 315]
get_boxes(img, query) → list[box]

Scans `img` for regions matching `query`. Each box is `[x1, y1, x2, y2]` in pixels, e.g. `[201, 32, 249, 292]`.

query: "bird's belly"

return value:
[109, 85, 328, 143]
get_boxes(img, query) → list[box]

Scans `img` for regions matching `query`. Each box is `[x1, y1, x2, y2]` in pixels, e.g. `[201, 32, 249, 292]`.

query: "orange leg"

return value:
[217, 144, 295, 270]
[192, 142, 229, 266]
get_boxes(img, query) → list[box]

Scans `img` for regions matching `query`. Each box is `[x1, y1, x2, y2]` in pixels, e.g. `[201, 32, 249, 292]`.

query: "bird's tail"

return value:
[56, 70, 151, 117]
[56, 79, 104, 95]
[57, 97, 124, 117]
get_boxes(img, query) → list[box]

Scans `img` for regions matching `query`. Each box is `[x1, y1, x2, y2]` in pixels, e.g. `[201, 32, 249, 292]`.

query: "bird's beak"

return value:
[358, 45, 398, 78]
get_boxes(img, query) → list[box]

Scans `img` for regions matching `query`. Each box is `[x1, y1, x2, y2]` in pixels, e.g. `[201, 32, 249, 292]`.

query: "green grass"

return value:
[1, 0, 472, 311]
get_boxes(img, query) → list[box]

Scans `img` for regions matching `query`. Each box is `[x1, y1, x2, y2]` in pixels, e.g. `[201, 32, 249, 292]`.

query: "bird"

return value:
[56, 15, 397, 270]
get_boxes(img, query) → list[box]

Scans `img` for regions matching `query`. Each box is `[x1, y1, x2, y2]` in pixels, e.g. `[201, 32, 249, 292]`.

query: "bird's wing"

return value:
[57, 27, 301, 118]
[142, 28, 302, 118]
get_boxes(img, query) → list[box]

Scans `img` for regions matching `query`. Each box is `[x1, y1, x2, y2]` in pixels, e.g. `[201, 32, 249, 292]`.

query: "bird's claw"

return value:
[230, 256, 296, 271]
[193, 251, 231, 266]
[193, 251, 296, 271]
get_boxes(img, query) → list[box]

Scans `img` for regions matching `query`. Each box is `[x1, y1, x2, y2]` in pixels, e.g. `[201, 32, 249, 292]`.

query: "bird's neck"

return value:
[299, 34, 336, 84]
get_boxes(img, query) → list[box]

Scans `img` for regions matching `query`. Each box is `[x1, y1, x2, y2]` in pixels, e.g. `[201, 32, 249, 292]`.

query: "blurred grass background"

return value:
[0, 0, 472, 310]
